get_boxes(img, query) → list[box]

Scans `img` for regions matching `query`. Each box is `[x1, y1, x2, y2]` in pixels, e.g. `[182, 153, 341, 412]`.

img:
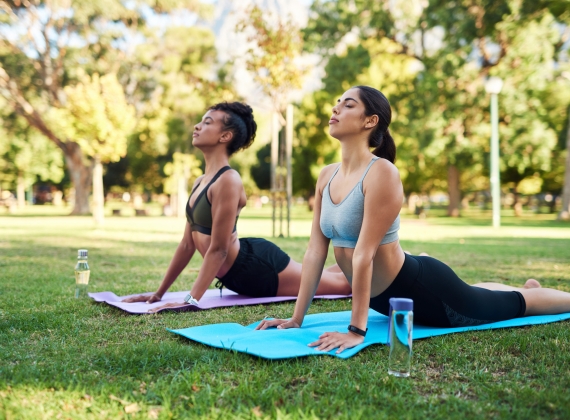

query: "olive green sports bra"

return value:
[186, 166, 238, 235]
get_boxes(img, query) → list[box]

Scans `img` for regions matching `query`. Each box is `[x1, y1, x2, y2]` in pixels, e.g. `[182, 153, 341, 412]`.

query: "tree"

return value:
[0, 103, 64, 207]
[0, 0, 201, 214]
[237, 4, 308, 235]
[250, 143, 271, 191]
[558, 101, 570, 220]
[112, 24, 236, 208]
[303, 0, 569, 217]
[49, 71, 135, 223]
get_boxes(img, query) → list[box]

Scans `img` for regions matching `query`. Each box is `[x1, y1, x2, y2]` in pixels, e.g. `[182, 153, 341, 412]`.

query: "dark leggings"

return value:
[216, 238, 291, 297]
[369, 254, 526, 327]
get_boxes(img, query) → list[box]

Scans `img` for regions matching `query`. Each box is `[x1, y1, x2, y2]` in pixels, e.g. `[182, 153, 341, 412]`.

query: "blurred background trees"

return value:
[0, 0, 569, 220]
[300, 0, 570, 217]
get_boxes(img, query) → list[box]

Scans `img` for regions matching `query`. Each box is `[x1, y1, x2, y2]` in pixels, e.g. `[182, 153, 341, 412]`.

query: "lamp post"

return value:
[485, 76, 503, 228]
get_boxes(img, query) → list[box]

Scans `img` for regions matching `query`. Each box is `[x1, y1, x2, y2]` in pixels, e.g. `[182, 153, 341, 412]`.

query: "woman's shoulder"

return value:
[363, 157, 402, 197]
[369, 157, 400, 178]
[209, 167, 245, 204]
[217, 167, 243, 187]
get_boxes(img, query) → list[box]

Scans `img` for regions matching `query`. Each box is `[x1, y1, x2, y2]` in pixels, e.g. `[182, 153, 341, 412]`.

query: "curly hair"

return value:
[208, 102, 257, 156]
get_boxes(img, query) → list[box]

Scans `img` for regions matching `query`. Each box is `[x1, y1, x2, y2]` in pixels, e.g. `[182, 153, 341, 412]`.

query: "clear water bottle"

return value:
[388, 297, 413, 377]
[74, 249, 90, 298]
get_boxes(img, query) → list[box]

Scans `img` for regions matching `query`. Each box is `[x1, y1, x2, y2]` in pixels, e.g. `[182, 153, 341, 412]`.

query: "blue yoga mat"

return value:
[168, 309, 570, 360]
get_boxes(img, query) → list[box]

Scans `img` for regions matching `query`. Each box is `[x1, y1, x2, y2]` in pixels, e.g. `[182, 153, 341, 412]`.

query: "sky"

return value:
[210, 0, 319, 110]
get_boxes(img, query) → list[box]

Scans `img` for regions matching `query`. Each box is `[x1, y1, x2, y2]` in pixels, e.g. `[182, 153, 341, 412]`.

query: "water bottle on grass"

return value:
[388, 298, 413, 377]
[74, 249, 90, 298]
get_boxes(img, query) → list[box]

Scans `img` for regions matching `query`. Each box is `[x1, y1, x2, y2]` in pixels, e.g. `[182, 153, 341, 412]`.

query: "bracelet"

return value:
[348, 324, 368, 337]
[184, 294, 199, 305]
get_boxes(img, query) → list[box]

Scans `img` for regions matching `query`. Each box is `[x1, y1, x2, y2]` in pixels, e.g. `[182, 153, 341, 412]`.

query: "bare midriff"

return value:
[334, 240, 405, 298]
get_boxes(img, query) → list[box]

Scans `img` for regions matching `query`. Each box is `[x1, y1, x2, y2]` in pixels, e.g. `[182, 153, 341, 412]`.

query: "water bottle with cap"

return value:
[388, 297, 413, 377]
[74, 249, 90, 298]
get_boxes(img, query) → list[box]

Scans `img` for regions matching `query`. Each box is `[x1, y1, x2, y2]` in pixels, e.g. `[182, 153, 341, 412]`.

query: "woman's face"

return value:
[192, 110, 230, 149]
[329, 88, 370, 140]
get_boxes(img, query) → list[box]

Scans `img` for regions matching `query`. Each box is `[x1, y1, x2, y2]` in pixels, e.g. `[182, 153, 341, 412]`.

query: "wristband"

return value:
[184, 294, 199, 305]
[348, 324, 368, 337]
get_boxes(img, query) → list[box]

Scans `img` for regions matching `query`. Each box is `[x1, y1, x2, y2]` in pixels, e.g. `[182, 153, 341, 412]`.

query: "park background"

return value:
[1, 0, 569, 221]
[2, 0, 570, 419]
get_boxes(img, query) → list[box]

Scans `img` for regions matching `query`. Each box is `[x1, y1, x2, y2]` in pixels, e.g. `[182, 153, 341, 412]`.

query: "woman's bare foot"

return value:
[524, 279, 541, 289]
[403, 251, 429, 256]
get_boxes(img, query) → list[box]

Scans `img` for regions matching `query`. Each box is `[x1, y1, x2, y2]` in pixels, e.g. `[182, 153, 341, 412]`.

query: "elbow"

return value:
[352, 251, 375, 270]
[180, 239, 194, 255]
[304, 247, 328, 262]
[208, 245, 229, 261]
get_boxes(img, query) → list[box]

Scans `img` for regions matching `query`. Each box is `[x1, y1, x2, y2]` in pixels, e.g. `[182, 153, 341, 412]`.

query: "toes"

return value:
[524, 279, 541, 289]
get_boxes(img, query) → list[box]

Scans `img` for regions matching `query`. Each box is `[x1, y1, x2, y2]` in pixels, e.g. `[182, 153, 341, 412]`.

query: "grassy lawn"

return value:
[1, 206, 570, 419]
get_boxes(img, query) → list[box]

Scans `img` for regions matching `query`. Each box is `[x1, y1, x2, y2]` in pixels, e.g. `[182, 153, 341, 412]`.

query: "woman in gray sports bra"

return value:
[257, 85, 570, 353]
[123, 102, 351, 309]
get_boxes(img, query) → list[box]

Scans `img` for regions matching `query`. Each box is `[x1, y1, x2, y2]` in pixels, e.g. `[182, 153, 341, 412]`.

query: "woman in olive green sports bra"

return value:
[123, 102, 351, 308]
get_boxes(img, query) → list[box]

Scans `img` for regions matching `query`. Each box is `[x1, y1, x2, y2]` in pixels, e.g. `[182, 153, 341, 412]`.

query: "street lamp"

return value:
[485, 76, 503, 228]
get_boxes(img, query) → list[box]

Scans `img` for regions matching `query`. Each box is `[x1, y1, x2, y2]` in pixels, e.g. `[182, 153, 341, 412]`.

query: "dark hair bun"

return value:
[209, 102, 257, 155]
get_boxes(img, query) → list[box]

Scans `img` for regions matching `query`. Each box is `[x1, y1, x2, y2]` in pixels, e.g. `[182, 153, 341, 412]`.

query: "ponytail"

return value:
[353, 85, 397, 163]
[371, 127, 396, 163]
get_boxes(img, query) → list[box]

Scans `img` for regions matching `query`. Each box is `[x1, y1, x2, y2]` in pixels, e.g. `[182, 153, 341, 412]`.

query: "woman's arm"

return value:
[122, 222, 196, 303]
[309, 160, 403, 353]
[188, 170, 243, 301]
[289, 178, 332, 326]
[256, 165, 335, 330]
[350, 161, 403, 328]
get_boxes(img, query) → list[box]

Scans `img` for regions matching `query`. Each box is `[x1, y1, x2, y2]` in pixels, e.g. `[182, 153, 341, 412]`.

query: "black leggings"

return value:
[369, 254, 526, 327]
[216, 238, 291, 297]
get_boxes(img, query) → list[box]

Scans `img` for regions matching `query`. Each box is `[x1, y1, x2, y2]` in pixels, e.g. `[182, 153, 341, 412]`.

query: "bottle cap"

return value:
[78, 249, 88, 258]
[389, 297, 413, 311]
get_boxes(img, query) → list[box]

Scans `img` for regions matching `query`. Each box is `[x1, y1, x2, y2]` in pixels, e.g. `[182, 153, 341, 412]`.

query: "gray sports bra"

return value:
[320, 157, 400, 248]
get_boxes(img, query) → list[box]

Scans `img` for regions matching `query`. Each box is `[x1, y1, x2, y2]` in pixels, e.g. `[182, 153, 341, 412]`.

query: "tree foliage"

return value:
[299, 0, 570, 215]
[0, 0, 203, 214]
[236, 4, 307, 113]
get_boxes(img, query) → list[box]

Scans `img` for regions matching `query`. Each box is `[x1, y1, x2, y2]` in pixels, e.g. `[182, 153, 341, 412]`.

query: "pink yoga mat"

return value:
[89, 289, 351, 314]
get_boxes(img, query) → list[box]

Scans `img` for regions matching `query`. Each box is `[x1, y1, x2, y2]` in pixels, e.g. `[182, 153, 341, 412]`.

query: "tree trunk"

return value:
[17, 172, 26, 209]
[92, 156, 104, 225]
[447, 165, 461, 217]
[64, 142, 92, 215]
[513, 192, 523, 217]
[0, 68, 94, 215]
[177, 161, 188, 219]
[558, 107, 570, 220]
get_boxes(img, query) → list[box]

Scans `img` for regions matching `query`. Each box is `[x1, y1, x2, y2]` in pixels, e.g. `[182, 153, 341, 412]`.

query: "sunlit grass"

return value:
[1, 208, 570, 418]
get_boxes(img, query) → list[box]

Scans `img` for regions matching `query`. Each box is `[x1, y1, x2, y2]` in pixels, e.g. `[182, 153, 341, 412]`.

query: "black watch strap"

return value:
[348, 324, 368, 337]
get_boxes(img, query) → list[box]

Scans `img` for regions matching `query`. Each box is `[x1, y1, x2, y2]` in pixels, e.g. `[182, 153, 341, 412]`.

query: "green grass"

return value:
[1, 207, 570, 419]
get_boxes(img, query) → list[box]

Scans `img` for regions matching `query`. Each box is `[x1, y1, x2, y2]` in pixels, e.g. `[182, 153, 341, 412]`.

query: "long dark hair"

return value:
[353, 85, 396, 163]
[209, 102, 257, 156]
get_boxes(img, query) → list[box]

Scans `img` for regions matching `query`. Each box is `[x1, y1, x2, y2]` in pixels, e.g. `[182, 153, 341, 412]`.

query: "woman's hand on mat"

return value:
[146, 302, 188, 313]
[255, 318, 300, 330]
[308, 332, 363, 354]
[122, 294, 161, 303]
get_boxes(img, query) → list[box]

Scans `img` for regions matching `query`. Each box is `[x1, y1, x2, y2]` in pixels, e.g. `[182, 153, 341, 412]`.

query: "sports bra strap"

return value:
[208, 166, 232, 188]
[358, 157, 379, 182]
[326, 164, 342, 186]
[189, 166, 232, 206]
[192, 166, 232, 195]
